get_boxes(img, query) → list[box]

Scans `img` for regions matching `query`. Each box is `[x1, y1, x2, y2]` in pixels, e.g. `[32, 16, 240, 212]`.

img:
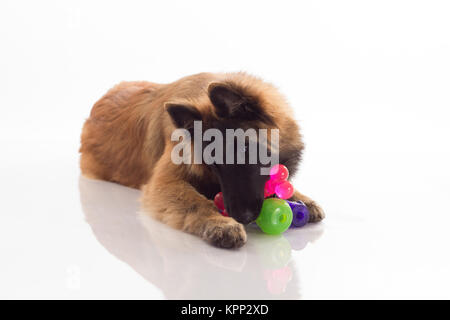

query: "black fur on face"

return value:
[204, 119, 302, 225]
[207, 120, 272, 224]
[279, 145, 302, 179]
[208, 83, 275, 125]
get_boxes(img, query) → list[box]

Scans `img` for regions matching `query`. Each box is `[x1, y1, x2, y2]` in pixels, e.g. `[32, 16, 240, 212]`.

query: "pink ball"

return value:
[270, 164, 289, 181]
[264, 179, 277, 198]
[214, 192, 225, 211]
[274, 180, 294, 199]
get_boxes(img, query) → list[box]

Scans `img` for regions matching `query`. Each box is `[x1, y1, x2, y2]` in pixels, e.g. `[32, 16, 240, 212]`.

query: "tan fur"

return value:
[80, 72, 324, 248]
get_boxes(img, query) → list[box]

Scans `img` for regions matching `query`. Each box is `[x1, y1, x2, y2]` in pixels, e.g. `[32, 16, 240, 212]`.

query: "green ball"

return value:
[256, 198, 293, 235]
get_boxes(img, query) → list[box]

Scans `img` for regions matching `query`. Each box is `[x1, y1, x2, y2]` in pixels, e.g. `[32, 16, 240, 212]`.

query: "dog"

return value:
[80, 72, 324, 249]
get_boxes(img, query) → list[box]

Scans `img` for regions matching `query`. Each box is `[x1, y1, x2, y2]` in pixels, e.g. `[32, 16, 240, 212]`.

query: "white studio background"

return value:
[1, 1, 450, 299]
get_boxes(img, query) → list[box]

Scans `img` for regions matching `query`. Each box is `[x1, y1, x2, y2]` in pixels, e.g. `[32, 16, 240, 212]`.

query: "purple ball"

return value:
[287, 200, 309, 228]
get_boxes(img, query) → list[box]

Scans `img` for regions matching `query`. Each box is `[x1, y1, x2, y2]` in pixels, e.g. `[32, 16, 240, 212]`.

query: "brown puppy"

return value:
[80, 72, 324, 249]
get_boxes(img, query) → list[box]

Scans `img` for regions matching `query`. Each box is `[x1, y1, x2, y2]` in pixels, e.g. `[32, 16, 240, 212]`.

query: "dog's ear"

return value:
[207, 82, 273, 123]
[208, 82, 247, 118]
[165, 103, 202, 129]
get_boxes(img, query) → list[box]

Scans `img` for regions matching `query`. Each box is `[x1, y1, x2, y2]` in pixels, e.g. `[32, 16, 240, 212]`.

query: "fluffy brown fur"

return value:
[80, 72, 324, 248]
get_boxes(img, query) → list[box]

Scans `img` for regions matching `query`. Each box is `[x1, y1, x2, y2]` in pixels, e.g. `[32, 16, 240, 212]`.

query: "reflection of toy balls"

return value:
[286, 236, 309, 251]
[287, 200, 309, 227]
[264, 266, 293, 295]
[256, 198, 293, 235]
[256, 236, 292, 268]
[272, 266, 293, 284]
[266, 276, 285, 295]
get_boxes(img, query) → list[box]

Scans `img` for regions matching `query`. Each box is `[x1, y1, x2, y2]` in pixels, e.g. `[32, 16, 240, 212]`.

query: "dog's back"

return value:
[80, 80, 165, 188]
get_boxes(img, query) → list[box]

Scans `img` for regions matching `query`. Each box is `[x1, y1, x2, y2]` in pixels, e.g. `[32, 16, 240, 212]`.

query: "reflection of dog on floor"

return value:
[80, 72, 324, 248]
[79, 176, 323, 299]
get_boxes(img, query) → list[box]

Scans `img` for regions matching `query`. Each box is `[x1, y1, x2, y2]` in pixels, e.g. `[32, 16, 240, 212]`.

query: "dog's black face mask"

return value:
[213, 162, 269, 224]
[208, 130, 272, 224]
[206, 83, 275, 224]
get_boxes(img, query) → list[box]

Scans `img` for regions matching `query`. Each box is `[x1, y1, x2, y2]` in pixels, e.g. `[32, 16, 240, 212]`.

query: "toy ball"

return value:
[212, 164, 309, 235]
[256, 198, 293, 235]
[287, 200, 309, 228]
[214, 192, 225, 211]
[264, 164, 293, 200]
[274, 180, 294, 199]
[270, 164, 289, 181]
[264, 179, 277, 197]
[214, 192, 229, 216]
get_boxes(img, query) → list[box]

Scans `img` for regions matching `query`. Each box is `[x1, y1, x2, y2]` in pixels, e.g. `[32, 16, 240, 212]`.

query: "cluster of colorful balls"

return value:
[214, 164, 309, 235]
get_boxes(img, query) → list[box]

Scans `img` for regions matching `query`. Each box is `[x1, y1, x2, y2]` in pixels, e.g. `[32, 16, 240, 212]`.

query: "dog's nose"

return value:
[236, 210, 258, 225]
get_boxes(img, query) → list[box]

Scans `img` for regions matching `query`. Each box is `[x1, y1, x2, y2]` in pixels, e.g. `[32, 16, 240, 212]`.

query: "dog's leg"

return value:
[141, 164, 247, 249]
[289, 190, 325, 222]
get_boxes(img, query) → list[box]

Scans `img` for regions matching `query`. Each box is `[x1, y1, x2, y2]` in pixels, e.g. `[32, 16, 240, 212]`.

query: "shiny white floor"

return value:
[1, 138, 450, 299]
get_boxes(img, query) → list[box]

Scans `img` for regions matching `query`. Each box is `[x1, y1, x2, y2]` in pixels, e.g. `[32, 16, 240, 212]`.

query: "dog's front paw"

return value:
[203, 219, 247, 249]
[306, 201, 325, 222]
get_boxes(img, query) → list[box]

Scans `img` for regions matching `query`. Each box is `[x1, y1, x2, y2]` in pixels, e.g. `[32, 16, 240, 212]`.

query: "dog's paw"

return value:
[203, 219, 247, 249]
[306, 201, 325, 222]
